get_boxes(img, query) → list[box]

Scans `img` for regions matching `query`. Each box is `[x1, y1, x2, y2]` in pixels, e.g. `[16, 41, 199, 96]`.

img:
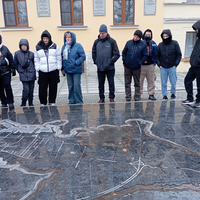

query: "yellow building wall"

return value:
[0, 0, 164, 53]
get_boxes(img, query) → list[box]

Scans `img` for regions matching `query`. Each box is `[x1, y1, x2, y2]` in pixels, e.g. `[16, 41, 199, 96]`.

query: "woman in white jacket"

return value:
[34, 30, 61, 106]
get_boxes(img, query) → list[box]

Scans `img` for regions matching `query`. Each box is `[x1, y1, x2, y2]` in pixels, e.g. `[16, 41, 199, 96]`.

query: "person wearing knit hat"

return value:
[122, 30, 148, 102]
[92, 24, 120, 103]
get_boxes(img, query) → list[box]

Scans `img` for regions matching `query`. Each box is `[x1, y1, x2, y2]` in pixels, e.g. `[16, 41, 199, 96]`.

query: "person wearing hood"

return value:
[140, 29, 157, 101]
[122, 30, 148, 101]
[0, 33, 15, 109]
[156, 29, 182, 100]
[182, 20, 200, 107]
[14, 39, 36, 107]
[92, 24, 120, 103]
[61, 31, 86, 104]
[34, 30, 62, 106]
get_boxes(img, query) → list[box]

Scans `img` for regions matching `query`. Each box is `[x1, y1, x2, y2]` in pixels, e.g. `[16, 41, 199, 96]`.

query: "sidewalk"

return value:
[11, 72, 195, 107]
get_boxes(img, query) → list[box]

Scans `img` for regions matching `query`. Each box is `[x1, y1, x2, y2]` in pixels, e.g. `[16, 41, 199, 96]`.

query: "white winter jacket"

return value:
[34, 42, 62, 72]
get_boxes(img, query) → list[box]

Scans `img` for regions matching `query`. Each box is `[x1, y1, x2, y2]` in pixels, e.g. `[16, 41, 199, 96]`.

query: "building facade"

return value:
[0, 0, 165, 74]
[164, 0, 200, 72]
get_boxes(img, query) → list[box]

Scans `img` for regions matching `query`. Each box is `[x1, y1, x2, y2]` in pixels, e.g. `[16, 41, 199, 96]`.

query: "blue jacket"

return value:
[122, 39, 148, 70]
[142, 29, 157, 65]
[61, 31, 86, 74]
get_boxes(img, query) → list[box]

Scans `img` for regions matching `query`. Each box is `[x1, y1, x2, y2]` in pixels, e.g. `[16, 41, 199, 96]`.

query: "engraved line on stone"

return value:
[55, 140, 64, 159]
[75, 146, 86, 168]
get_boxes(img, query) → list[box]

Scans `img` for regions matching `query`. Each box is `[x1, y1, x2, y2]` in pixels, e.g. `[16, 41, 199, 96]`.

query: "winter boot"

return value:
[29, 99, 34, 107]
[20, 100, 26, 107]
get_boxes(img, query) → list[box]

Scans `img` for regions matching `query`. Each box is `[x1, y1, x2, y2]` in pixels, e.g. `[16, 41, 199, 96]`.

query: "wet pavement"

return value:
[11, 72, 196, 107]
[0, 101, 200, 199]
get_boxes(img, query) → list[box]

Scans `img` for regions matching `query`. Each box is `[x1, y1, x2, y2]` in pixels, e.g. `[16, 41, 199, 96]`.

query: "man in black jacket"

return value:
[0, 33, 15, 109]
[156, 29, 182, 100]
[122, 30, 148, 101]
[92, 24, 120, 103]
[182, 20, 200, 107]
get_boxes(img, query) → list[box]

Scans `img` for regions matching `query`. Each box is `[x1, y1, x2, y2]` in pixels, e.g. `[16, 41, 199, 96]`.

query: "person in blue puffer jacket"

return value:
[61, 31, 86, 104]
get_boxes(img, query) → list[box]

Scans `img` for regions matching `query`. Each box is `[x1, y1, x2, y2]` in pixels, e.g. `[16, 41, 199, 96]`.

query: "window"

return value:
[60, 0, 83, 25]
[2, 0, 28, 27]
[184, 32, 197, 58]
[113, 0, 135, 25]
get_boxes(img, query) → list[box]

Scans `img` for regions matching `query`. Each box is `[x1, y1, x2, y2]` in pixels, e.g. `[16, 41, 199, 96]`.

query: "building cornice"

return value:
[0, 27, 33, 31]
[164, 2, 200, 5]
[164, 18, 200, 23]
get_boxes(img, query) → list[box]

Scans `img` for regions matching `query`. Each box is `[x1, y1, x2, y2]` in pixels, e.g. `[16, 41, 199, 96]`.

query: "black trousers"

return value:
[38, 70, 59, 105]
[184, 66, 200, 103]
[22, 81, 35, 101]
[97, 69, 115, 100]
[0, 73, 14, 104]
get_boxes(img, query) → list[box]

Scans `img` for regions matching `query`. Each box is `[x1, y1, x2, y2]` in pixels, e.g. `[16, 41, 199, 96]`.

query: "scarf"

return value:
[63, 41, 72, 60]
[144, 39, 153, 57]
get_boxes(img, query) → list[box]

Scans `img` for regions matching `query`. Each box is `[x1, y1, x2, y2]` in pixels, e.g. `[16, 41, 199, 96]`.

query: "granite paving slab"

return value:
[0, 101, 200, 199]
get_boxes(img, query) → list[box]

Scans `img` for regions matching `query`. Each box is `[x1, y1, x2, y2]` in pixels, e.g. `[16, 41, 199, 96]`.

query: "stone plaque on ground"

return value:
[36, 0, 51, 17]
[93, 0, 106, 16]
[144, 0, 156, 15]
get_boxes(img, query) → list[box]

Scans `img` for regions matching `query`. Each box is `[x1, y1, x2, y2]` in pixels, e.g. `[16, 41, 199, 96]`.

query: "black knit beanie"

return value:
[134, 30, 142, 39]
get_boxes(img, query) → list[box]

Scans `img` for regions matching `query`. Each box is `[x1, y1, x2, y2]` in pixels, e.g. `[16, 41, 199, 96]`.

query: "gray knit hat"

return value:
[99, 24, 107, 33]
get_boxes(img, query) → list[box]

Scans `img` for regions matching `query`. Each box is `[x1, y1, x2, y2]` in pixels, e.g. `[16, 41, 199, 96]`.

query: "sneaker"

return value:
[171, 94, 176, 99]
[163, 96, 168, 100]
[49, 103, 56, 106]
[110, 98, 115, 103]
[194, 102, 200, 108]
[181, 100, 194, 105]
[40, 104, 45, 107]
[98, 99, 105, 103]
[126, 99, 131, 102]
[1, 104, 7, 108]
[149, 95, 156, 100]
[134, 98, 141, 101]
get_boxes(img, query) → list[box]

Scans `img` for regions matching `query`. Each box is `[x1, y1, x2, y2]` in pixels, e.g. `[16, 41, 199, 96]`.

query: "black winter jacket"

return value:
[190, 20, 200, 68]
[122, 39, 148, 70]
[156, 29, 182, 68]
[92, 34, 120, 71]
[14, 39, 36, 82]
[0, 34, 14, 76]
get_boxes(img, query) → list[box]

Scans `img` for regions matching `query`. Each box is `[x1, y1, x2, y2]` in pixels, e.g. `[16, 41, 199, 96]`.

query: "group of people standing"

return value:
[93, 24, 182, 103]
[0, 20, 200, 108]
[93, 22, 200, 108]
[0, 30, 86, 108]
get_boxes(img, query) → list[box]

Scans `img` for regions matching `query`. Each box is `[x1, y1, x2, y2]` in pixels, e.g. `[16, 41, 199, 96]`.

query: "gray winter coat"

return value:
[92, 34, 120, 71]
[14, 39, 36, 82]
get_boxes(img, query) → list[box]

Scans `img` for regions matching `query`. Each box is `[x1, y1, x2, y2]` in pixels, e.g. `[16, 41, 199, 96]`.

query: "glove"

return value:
[11, 68, 16, 76]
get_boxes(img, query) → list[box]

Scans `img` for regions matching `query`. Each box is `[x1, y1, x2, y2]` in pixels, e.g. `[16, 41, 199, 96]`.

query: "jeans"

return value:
[97, 69, 115, 100]
[67, 73, 83, 104]
[124, 66, 141, 99]
[160, 66, 177, 96]
[0, 73, 14, 104]
[22, 81, 35, 101]
[184, 66, 200, 103]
